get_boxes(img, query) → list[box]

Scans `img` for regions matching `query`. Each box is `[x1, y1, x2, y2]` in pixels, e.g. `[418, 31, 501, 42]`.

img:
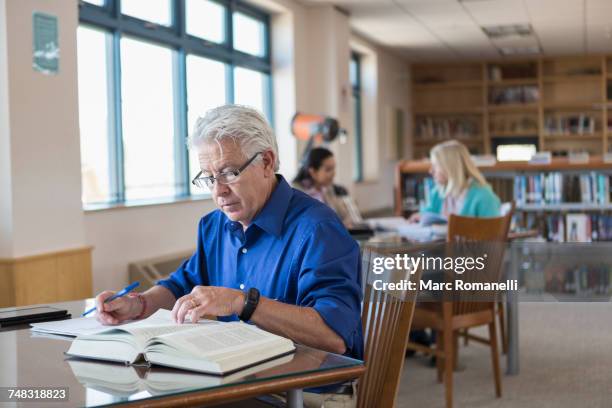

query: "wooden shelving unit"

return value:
[411, 55, 612, 158]
[394, 157, 612, 241]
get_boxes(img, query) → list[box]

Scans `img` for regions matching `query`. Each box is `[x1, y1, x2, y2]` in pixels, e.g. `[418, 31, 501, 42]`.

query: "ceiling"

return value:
[303, 0, 612, 61]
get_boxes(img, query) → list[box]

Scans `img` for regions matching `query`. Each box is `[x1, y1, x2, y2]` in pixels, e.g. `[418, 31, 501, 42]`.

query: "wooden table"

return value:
[0, 300, 364, 407]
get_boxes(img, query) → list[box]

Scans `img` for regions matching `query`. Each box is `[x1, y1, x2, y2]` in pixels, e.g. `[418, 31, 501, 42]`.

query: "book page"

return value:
[149, 323, 281, 358]
[77, 309, 219, 349]
[31, 308, 177, 337]
[31, 316, 107, 336]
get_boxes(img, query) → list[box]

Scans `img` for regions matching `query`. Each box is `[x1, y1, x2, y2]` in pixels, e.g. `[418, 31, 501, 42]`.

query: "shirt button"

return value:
[241, 248, 247, 254]
[239, 283, 245, 290]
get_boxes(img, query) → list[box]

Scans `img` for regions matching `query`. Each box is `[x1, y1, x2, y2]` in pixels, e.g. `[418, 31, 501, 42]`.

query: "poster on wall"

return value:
[32, 12, 59, 74]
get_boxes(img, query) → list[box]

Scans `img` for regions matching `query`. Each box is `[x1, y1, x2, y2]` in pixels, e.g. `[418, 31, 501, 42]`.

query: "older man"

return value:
[95, 105, 363, 365]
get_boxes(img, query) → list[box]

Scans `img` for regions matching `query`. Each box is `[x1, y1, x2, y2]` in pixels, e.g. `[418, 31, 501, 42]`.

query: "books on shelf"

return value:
[65, 309, 295, 375]
[538, 263, 612, 296]
[489, 85, 539, 105]
[566, 214, 591, 242]
[514, 212, 612, 242]
[402, 177, 435, 212]
[544, 113, 597, 135]
[415, 117, 479, 141]
[514, 172, 611, 206]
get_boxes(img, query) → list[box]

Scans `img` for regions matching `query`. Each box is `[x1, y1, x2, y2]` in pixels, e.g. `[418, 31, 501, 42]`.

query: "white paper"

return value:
[31, 309, 215, 337]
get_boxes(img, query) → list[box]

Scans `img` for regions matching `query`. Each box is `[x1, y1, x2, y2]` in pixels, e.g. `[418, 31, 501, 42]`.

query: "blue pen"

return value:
[82, 282, 140, 317]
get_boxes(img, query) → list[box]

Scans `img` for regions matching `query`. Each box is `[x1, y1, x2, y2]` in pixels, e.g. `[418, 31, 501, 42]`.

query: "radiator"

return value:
[128, 250, 194, 291]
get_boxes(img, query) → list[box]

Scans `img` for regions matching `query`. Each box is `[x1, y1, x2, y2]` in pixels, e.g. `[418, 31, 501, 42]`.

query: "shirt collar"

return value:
[224, 175, 293, 238]
[252, 175, 292, 237]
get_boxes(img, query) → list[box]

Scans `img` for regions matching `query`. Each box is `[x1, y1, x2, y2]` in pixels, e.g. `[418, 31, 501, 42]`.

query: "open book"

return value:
[65, 309, 295, 375]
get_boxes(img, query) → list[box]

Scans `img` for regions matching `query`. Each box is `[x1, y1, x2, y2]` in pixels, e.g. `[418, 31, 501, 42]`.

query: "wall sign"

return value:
[33, 12, 59, 74]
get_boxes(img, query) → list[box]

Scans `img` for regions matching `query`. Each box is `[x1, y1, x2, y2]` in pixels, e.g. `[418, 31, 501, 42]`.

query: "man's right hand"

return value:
[94, 291, 142, 325]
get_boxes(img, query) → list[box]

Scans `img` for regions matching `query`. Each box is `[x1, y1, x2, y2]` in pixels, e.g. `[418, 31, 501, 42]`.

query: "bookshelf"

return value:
[394, 156, 612, 242]
[411, 55, 612, 158]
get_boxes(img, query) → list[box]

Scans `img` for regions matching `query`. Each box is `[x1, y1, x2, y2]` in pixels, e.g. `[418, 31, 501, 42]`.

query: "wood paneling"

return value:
[0, 247, 92, 307]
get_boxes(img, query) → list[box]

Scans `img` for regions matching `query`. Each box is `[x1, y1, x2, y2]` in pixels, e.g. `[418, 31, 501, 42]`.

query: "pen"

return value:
[82, 282, 140, 317]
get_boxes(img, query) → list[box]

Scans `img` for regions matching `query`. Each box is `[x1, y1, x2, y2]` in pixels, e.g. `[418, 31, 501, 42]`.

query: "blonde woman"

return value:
[410, 140, 500, 223]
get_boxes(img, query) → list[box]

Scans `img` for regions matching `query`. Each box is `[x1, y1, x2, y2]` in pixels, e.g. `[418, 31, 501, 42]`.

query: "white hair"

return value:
[189, 105, 279, 171]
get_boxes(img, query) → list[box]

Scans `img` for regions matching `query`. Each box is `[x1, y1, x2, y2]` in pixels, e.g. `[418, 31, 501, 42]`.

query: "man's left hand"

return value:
[172, 286, 245, 324]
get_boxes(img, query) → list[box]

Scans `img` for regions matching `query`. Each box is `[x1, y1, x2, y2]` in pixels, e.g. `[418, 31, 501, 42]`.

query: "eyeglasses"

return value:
[191, 152, 262, 189]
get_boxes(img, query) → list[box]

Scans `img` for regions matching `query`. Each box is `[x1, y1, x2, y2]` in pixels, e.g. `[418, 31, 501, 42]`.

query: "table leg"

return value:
[506, 244, 519, 375]
[287, 389, 304, 408]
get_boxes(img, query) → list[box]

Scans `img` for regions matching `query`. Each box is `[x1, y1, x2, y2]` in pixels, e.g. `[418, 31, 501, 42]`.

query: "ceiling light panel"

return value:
[482, 23, 533, 38]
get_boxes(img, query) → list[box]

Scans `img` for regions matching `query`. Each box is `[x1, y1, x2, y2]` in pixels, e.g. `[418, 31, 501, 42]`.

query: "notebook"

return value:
[64, 309, 296, 375]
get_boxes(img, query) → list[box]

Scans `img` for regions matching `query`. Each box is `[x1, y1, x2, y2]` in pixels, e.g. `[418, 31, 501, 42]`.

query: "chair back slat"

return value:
[357, 246, 422, 408]
[446, 213, 512, 316]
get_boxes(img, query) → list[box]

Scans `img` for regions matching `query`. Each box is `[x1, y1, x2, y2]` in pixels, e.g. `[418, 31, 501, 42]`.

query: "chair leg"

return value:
[453, 332, 459, 370]
[436, 332, 443, 383]
[444, 327, 454, 408]
[498, 301, 508, 355]
[463, 328, 469, 346]
[488, 321, 502, 398]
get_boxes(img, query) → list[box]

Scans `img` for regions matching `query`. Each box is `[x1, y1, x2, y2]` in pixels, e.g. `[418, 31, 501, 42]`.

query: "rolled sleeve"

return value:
[296, 220, 363, 357]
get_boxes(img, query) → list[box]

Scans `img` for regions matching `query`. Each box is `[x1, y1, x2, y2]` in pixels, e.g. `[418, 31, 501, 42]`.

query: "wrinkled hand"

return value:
[94, 290, 141, 325]
[172, 286, 245, 324]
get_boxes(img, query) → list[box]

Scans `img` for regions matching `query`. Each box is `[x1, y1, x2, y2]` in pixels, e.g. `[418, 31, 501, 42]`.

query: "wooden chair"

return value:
[463, 201, 515, 354]
[356, 245, 422, 408]
[406, 213, 511, 408]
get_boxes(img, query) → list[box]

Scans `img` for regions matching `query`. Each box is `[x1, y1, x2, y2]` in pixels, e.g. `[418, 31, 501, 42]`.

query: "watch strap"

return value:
[239, 288, 260, 321]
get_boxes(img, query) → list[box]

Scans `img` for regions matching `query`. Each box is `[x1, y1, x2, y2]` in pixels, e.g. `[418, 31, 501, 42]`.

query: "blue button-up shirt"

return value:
[157, 175, 364, 360]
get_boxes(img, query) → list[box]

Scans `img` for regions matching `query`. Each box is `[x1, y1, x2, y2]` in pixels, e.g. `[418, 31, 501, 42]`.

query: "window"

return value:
[185, 0, 225, 43]
[121, 0, 172, 26]
[78, 0, 271, 206]
[350, 52, 363, 182]
[233, 11, 266, 57]
[186, 55, 226, 194]
[77, 26, 112, 204]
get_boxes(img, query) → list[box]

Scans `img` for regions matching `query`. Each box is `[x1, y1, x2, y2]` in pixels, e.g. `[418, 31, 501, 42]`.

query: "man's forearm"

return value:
[140, 286, 176, 318]
[250, 297, 347, 355]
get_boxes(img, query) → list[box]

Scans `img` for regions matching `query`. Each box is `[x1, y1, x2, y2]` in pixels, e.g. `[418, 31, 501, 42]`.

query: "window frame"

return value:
[78, 0, 272, 207]
[350, 51, 363, 182]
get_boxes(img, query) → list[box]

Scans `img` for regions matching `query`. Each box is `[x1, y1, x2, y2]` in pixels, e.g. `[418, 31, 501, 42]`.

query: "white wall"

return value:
[84, 201, 215, 292]
[353, 39, 412, 213]
[2, 0, 86, 257]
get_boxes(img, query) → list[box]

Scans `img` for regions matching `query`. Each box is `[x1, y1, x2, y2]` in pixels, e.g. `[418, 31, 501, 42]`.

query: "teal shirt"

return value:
[421, 180, 501, 218]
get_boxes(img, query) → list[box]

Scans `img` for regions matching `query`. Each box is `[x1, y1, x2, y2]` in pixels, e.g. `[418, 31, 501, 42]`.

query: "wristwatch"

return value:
[239, 288, 260, 322]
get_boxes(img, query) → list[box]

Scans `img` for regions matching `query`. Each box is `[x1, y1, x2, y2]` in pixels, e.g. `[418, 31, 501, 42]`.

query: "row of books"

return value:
[541, 265, 612, 296]
[415, 117, 480, 140]
[513, 172, 611, 205]
[402, 177, 434, 211]
[489, 115, 538, 133]
[489, 85, 539, 105]
[515, 213, 612, 242]
[543, 114, 597, 135]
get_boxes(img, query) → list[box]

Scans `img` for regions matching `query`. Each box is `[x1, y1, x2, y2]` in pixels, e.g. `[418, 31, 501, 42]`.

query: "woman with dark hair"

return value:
[293, 147, 362, 228]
